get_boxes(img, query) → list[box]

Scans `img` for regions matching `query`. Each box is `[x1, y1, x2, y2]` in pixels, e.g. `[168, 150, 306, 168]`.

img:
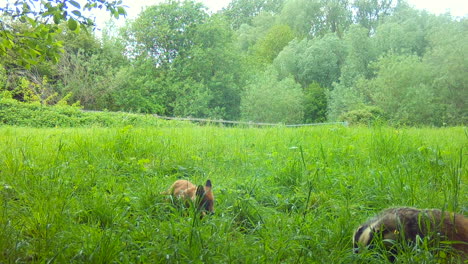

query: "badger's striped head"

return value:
[353, 209, 410, 253]
[353, 220, 383, 252]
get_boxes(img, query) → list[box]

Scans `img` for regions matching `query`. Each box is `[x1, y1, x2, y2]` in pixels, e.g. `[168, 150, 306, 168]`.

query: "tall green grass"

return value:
[0, 125, 466, 263]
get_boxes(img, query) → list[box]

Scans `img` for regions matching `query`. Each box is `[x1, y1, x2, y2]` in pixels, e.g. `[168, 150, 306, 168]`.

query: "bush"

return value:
[0, 98, 176, 127]
[339, 106, 385, 125]
[303, 82, 327, 123]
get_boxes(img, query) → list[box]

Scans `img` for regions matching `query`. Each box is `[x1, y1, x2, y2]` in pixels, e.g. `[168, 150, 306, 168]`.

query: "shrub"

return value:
[339, 106, 385, 125]
[0, 98, 175, 127]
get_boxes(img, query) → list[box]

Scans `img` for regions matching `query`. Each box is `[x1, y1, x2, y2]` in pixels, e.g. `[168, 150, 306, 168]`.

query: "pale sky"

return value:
[111, 0, 227, 23]
[86, 0, 468, 30]
[408, 0, 468, 17]
[117, 0, 468, 18]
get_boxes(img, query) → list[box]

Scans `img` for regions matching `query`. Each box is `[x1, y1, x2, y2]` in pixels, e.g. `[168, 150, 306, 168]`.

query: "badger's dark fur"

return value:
[353, 207, 468, 257]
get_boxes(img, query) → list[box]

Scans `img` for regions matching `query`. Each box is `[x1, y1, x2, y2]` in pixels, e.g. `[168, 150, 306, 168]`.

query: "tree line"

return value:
[0, 0, 466, 125]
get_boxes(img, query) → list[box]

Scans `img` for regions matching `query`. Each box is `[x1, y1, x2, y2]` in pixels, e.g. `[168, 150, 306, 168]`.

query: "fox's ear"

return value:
[196, 185, 205, 197]
[205, 180, 212, 190]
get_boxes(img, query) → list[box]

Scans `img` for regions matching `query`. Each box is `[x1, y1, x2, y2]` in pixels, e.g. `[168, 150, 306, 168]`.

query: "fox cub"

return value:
[163, 179, 214, 216]
[353, 207, 468, 258]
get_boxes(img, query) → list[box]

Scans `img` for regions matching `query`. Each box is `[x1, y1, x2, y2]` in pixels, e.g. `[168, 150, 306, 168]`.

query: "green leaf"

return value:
[68, 18, 78, 31]
[26, 17, 36, 26]
[25, 58, 38, 67]
[29, 48, 41, 56]
[69, 0, 81, 9]
[117, 6, 127, 16]
[53, 13, 61, 24]
[71, 10, 81, 17]
[3, 38, 14, 48]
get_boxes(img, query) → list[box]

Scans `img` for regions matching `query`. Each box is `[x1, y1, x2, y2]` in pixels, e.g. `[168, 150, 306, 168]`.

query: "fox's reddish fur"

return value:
[353, 207, 468, 257]
[163, 179, 214, 215]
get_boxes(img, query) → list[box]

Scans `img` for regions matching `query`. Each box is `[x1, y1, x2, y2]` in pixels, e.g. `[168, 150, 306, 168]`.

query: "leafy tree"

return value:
[2, 20, 128, 109]
[241, 67, 304, 124]
[56, 45, 128, 110]
[170, 79, 215, 118]
[321, 0, 353, 38]
[327, 80, 367, 121]
[252, 24, 294, 64]
[123, 0, 207, 67]
[236, 12, 277, 52]
[0, 0, 126, 68]
[120, 5, 248, 119]
[373, 7, 431, 56]
[111, 61, 168, 113]
[423, 17, 468, 125]
[330, 54, 436, 125]
[51, 23, 103, 104]
[352, 0, 397, 33]
[339, 24, 376, 87]
[273, 38, 309, 80]
[116, 0, 210, 115]
[171, 16, 247, 119]
[326, 27, 378, 121]
[274, 33, 346, 88]
[361, 54, 435, 125]
[223, 0, 284, 29]
[279, 0, 352, 38]
[278, 0, 323, 37]
[297, 33, 346, 88]
[303, 82, 327, 122]
[56, 24, 101, 56]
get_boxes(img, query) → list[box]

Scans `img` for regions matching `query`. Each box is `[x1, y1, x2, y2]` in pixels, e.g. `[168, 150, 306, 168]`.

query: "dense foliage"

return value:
[1, 0, 466, 125]
[0, 97, 173, 127]
[0, 0, 126, 67]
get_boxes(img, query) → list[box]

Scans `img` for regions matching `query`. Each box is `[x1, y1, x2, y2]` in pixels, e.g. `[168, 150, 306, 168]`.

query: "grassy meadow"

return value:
[0, 124, 466, 263]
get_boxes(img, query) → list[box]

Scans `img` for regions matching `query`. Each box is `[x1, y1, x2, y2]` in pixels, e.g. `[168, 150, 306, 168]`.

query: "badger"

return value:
[353, 207, 467, 257]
